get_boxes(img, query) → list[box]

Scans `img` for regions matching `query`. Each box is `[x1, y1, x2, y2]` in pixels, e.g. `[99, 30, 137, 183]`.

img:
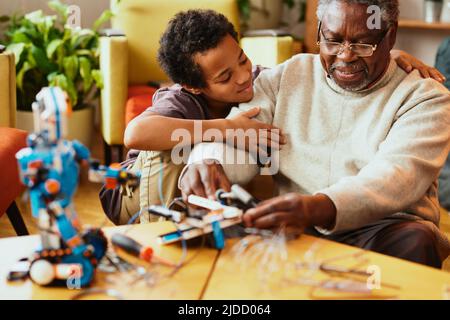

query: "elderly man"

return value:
[179, 0, 450, 268]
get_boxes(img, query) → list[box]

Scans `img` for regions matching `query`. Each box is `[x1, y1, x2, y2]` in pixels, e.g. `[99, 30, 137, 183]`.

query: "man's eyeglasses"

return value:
[316, 21, 389, 58]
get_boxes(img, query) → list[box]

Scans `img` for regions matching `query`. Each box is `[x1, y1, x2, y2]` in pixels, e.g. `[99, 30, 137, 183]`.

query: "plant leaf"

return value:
[24, 10, 44, 25]
[46, 39, 63, 59]
[47, 71, 59, 83]
[93, 10, 114, 31]
[42, 16, 56, 42]
[70, 29, 95, 49]
[55, 44, 65, 70]
[237, 0, 251, 21]
[31, 44, 56, 73]
[16, 61, 32, 90]
[3, 3, 104, 111]
[48, 0, 69, 21]
[83, 74, 93, 93]
[21, 23, 40, 40]
[79, 57, 94, 92]
[6, 43, 26, 65]
[63, 55, 79, 81]
[78, 57, 91, 78]
[65, 76, 78, 107]
[75, 49, 93, 57]
[11, 31, 31, 44]
[91, 69, 103, 89]
[49, 73, 78, 106]
[27, 48, 37, 68]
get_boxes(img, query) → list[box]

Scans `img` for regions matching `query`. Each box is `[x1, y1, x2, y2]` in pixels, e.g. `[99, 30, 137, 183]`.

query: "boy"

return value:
[100, 9, 444, 225]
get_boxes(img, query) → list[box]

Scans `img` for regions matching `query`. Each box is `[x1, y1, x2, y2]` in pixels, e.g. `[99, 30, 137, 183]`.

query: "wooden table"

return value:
[0, 222, 218, 300]
[204, 235, 450, 300]
[1, 223, 450, 300]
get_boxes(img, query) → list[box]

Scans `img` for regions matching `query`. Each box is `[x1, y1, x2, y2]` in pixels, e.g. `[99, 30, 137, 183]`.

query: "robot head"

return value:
[32, 87, 72, 144]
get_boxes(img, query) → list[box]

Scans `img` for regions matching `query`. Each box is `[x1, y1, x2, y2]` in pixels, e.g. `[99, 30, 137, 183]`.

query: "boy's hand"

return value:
[391, 49, 445, 83]
[179, 160, 231, 201]
[225, 107, 287, 155]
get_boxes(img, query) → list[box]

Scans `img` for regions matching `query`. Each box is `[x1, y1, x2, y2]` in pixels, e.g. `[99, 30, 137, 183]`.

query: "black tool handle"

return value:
[111, 234, 142, 257]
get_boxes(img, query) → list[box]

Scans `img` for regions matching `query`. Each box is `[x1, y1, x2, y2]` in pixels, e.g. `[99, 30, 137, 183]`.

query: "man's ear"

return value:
[182, 85, 202, 95]
[387, 23, 398, 50]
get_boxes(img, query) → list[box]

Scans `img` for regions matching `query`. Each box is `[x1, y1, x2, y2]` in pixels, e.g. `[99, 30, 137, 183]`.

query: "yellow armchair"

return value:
[99, 0, 294, 163]
[0, 46, 17, 128]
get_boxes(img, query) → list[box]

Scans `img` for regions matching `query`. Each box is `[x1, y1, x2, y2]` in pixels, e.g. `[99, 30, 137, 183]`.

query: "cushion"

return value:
[125, 85, 158, 126]
[0, 128, 27, 215]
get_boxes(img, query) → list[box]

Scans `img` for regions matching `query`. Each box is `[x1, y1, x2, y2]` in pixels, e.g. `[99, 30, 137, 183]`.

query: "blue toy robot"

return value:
[13, 87, 139, 288]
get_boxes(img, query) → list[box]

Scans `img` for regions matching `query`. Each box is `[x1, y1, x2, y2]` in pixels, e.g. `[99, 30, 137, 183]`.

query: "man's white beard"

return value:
[328, 61, 371, 92]
[330, 73, 372, 92]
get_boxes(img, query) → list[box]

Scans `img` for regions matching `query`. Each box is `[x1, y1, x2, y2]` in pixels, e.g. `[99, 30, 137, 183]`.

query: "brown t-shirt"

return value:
[143, 65, 265, 120]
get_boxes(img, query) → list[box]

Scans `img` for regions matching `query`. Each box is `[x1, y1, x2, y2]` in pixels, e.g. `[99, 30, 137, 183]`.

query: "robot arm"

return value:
[88, 160, 140, 190]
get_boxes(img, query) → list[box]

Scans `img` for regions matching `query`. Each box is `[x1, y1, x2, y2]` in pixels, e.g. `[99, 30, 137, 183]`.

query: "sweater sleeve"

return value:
[180, 142, 260, 186]
[318, 83, 450, 233]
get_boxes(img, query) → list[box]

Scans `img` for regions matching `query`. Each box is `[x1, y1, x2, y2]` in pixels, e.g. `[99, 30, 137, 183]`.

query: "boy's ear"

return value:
[182, 85, 202, 95]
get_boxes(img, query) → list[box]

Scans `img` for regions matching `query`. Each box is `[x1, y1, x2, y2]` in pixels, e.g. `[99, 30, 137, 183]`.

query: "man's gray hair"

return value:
[317, 0, 399, 28]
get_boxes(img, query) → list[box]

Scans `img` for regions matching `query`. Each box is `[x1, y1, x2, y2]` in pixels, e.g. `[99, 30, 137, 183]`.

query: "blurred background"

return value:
[1, 0, 449, 64]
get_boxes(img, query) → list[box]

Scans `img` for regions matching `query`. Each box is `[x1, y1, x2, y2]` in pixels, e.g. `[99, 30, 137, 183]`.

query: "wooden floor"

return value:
[1, 129, 449, 272]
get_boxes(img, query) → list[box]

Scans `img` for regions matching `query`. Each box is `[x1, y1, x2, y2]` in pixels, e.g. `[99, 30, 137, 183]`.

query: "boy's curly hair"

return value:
[158, 9, 238, 88]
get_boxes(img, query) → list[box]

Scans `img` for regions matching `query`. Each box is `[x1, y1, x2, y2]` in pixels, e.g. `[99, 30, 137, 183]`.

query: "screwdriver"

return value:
[111, 234, 175, 267]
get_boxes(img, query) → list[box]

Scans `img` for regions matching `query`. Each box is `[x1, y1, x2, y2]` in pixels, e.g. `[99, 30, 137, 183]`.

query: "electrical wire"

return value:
[127, 210, 142, 225]
[158, 155, 165, 207]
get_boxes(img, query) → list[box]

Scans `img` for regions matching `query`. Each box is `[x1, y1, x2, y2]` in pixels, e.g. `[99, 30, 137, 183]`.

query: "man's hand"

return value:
[243, 193, 337, 232]
[179, 160, 231, 201]
[391, 49, 446, 83]
[225, 107, 287, 155]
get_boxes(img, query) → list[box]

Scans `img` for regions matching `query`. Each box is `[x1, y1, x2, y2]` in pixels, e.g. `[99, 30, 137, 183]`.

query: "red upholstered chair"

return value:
[0, 127, 29, 236]
[124, 85, 158, 128]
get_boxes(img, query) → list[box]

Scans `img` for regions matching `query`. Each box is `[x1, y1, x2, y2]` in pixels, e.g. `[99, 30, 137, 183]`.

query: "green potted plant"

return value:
[0, 0, 113, 146]
[237, 0, 306, 30]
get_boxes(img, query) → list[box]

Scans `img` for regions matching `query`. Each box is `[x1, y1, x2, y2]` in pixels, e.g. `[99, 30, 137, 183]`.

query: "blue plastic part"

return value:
[71, 140, 90, 161]
[30, 189, 43, 218]
[106, 167, 120, 179]
[82, 229, 107, 261]
[212, 221, 225, 249]
[61, 254, 95, 288]
[56, 214, 78, 243]
[162, 232, 182, 242]
[49, 87, 61, 140]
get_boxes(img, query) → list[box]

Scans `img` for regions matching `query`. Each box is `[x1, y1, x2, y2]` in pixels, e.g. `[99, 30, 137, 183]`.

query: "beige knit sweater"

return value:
[186, 54, 450, 258]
